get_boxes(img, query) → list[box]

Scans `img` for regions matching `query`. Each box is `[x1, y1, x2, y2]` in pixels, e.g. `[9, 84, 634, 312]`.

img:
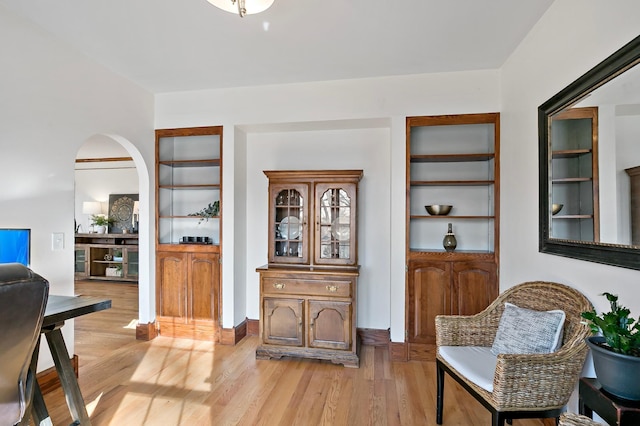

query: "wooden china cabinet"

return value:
[256, 170, 362, 367]
[155, 126, 222, 341]
[406, 113, 500, 360]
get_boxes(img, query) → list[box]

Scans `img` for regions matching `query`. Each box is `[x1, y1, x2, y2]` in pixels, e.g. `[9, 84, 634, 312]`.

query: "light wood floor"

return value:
[38, 281, 547, 425]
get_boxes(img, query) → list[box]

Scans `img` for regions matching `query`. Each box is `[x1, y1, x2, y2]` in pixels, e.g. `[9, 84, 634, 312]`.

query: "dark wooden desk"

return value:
[579, 377, 640, 425]
[31, 295, 111, 426]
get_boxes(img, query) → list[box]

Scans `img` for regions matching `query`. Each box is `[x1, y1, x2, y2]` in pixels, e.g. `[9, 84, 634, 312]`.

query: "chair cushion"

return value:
[491, 302, 565, 355]
[439, 346, 497, 392]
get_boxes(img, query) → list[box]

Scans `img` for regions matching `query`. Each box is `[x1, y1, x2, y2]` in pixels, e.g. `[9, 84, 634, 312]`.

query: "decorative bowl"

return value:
[552, 203, 564, 215]
[425, 205, 453, 216]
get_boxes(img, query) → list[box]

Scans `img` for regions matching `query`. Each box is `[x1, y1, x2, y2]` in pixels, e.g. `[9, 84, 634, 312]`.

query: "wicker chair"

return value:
[435, 281, 592, 426]
[558, 413, 603, 426]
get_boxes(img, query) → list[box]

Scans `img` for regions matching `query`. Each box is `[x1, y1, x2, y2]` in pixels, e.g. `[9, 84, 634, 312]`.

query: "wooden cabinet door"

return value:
[308, 300, 351, 350]
[269, 183, 310, 265]
[451, 261, 497, 316]
[314, 182, 358, 266]
[263, 298, 304, 346]
[157, 251, 188, 320]
[189, 252, 220, 322]
[407, 261, 451, 344]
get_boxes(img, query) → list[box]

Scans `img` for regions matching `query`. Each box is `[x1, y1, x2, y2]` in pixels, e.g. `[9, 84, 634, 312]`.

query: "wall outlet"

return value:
[52, 232, 64, 251]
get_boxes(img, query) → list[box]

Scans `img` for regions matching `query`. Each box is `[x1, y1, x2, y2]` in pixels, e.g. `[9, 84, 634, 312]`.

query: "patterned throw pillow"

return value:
[491, 302, 566, 355]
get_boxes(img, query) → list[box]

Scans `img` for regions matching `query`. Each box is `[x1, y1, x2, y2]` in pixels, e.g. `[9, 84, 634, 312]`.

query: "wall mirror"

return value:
[539, 35, 640, 270]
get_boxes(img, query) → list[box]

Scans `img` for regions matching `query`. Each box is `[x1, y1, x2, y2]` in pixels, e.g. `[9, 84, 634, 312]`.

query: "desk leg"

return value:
[28, 338, 52, 426]
[44, 328, 92, 425]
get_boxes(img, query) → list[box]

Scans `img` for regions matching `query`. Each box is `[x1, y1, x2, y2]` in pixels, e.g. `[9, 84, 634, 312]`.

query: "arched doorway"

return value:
[74, 134, 153, 337]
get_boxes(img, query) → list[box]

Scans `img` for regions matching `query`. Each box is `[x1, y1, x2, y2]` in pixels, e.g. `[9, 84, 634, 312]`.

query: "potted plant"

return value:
[188, 201, 220, 224]
[90, 215, 114, 234]
[581, 292, 640, 400]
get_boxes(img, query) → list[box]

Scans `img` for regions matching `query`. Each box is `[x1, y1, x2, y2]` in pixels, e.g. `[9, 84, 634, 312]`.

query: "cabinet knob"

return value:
[273, 282, 285, 290]
[326, 285, 338, 292]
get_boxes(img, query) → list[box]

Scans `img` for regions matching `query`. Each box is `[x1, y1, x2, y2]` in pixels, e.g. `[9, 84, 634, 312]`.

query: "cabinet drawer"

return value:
[262, 278, 352, 297]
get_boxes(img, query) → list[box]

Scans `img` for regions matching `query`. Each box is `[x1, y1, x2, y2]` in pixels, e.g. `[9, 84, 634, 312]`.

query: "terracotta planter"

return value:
[586, 336, 640, 400]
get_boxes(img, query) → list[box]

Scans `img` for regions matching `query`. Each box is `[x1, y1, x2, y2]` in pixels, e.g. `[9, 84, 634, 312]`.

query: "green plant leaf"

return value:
[581, 293, 640, 356]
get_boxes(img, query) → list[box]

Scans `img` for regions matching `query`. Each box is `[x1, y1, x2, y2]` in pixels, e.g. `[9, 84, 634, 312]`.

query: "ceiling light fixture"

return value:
[207, 0, 274, 17]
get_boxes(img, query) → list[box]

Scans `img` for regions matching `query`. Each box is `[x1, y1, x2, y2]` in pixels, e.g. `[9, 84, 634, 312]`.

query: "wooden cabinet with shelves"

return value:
[155, 126, 222, 341]
[156, 126, 222, 245]
[256, 266, 359, 367]
[156, 248, 220, 341]
[406, 113, 499, 360]
[265, 170, 360, 267]
[550, 107, 599, 241]
[407, 256, 497, 354]
[74, 233, 139, 282]
[257, 170, 362, 367]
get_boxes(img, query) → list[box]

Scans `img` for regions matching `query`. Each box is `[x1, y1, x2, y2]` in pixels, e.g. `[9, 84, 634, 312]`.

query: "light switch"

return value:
[52, 232, 64, 251]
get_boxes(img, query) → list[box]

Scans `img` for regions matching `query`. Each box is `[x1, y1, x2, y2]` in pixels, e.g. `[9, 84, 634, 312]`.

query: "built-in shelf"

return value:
[405, 113, 500, 362]
[410, 180, 494, 186]
[158, 159, 220, 167]
[155, 126, 223, 341]
[410, 153, 495, 162]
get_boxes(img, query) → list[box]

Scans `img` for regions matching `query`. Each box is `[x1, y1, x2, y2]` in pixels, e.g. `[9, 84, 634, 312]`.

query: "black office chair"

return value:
[0, 263, 49, 426]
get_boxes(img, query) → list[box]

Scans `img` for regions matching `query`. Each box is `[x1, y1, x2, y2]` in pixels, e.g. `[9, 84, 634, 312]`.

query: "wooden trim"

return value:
[389, 342, 408, 362]
[76, 157, 133, 163]
[356, 328, 389, 346]
[135, 321, 158, 341]
[192, 317, 256, 347]
[408, 342, 436, 361]
[157, 318, 219, 342]
[247, 318, 259, 336]
[155, 126, 223, 138]
[37, 355, 78, 395]
[220, 319, 247, 345]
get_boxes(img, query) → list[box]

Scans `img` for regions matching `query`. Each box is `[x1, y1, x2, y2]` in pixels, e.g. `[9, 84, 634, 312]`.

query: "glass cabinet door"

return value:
[269, 183, 309, 264]
[75, 247, 88, 277]
[315, 183, 357, 265]
[126, 248, 139, 279]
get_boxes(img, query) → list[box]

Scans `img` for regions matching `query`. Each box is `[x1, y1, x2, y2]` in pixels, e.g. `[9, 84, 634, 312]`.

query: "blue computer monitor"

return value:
[0, 228, 31, 266]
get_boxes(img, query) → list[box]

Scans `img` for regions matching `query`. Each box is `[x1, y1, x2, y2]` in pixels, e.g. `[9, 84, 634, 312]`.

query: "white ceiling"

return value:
[1, 0, 555, 94]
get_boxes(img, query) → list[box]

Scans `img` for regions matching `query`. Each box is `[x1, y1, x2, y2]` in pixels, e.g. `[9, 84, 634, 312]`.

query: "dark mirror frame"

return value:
[539, 35, 640, 270]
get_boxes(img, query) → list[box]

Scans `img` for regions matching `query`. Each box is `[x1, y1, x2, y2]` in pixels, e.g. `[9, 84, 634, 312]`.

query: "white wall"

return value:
[0, 6, 154, 369]
[244, 126, 391, 326]
[74, 164, 139, 232]
[156, 71, 501, 340]
[500, 0, 640, 317]
[501, 5, 640, 416]
[75, 136, 139, 232]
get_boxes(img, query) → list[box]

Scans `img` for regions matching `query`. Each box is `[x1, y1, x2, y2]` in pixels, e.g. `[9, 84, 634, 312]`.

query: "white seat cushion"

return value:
[438, 346, 497, 392]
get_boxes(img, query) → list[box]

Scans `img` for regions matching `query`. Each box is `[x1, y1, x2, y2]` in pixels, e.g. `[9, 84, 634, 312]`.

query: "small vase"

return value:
[443, 223, 457, 252]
